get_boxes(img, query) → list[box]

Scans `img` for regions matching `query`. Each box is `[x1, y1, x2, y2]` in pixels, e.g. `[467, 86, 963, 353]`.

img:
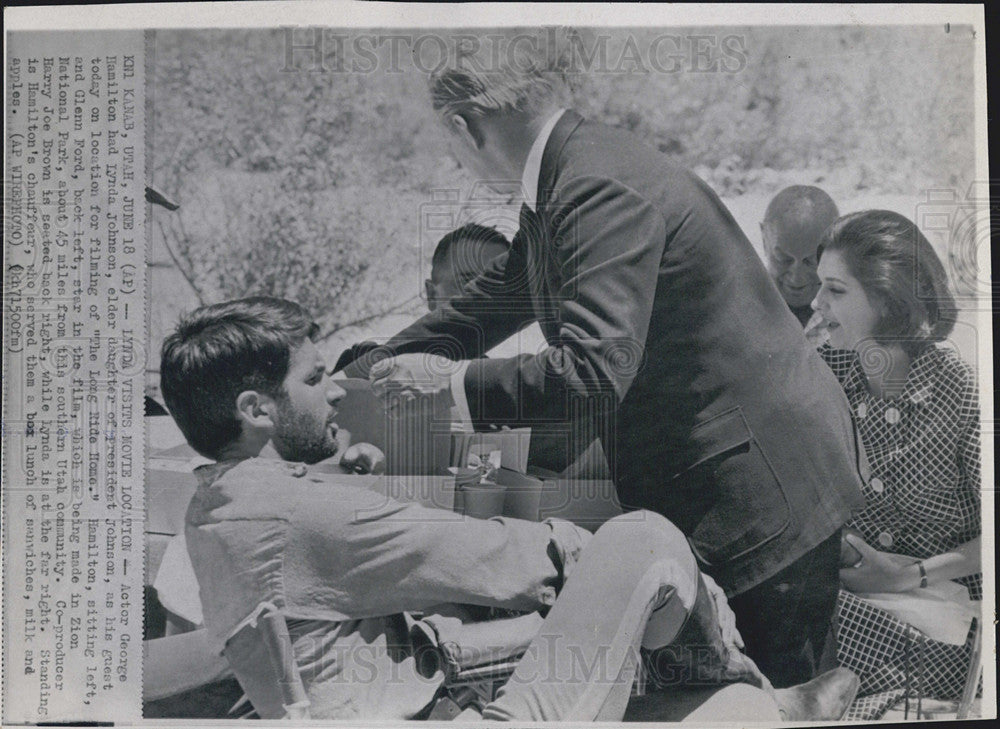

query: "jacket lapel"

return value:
[520, 111, 585, 335]
[537, 110, 584, 210]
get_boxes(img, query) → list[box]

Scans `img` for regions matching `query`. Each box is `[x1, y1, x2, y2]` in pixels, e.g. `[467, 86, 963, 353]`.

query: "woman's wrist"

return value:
[894, 562, 924, 592]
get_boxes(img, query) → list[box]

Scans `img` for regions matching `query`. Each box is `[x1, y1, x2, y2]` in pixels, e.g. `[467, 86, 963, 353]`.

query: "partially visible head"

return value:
[812, 210, 956, 354]
[429, 43, 564, 184]
[761, 186, 839, 308]
[425, 224, 511, 311]
[160, 296, 345, 463]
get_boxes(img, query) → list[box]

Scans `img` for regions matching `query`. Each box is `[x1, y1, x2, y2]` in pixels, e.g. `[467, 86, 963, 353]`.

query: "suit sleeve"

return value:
[346, 241, 532, 378]
[463, 176, 668, 427]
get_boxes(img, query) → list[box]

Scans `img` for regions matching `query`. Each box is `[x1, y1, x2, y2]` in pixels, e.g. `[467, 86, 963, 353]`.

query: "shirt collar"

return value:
[842, 346, 940, 408]
[841, 354, 869, 396]
[195, 458, 244, 487]
[521, 108, 567, 211]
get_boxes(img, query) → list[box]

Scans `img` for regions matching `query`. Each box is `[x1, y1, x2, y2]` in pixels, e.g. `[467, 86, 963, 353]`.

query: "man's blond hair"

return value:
[428, 41, 563, 123]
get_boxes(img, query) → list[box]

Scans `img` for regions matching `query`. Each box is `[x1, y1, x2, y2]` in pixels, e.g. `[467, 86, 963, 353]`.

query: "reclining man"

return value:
[160, 296, 857, 721]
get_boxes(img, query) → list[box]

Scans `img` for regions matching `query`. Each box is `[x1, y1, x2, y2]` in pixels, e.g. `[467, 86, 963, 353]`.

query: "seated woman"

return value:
[811, 210, 981, 717]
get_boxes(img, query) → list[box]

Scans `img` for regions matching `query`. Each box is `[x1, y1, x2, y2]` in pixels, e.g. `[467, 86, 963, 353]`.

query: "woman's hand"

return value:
[839, 533, 920, 593]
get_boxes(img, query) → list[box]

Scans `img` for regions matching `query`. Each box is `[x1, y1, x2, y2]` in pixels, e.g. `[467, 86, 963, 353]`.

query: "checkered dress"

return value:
[820, 345, 982, 719]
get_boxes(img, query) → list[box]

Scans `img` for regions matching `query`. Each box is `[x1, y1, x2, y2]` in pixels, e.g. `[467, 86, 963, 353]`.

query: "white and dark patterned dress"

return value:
[820, 344, 981, 720]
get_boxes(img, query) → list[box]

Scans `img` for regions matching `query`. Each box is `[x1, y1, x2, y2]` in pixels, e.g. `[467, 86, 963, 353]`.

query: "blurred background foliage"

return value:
[149, 25, 975, 347]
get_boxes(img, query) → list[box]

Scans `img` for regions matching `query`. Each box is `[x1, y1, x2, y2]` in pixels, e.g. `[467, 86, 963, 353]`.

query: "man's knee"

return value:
[600, 510, 691, 558]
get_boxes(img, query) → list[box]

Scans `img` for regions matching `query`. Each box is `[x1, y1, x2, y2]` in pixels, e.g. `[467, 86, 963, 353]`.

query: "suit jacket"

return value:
[378, 111, 866, 595]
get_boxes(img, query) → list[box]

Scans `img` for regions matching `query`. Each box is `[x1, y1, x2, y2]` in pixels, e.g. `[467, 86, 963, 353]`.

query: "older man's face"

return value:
[269, 340, 345, 464]
[762, 220, 825, 309]
[443, 117, 516, 195]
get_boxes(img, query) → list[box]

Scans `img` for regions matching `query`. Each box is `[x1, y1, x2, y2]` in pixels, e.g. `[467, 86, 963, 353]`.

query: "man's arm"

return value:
[333, 340, 379, 376]
[287, 483, 591, 617]
[345, 240, 531, 379]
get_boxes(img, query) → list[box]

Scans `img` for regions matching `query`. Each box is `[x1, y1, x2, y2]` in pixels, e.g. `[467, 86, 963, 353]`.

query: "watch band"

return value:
[917, 561, 928, 588]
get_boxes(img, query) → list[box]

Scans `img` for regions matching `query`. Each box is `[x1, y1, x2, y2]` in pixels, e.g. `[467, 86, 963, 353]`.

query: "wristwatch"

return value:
[917, 561, 928, 588]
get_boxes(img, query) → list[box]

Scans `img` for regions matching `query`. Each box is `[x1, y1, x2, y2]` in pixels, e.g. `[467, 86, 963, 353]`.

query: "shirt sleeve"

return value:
[351, 235, 535, 381]
[449, 360, 474, 431]
[283, 484, 593, 619]
[954, 364, 981, 535]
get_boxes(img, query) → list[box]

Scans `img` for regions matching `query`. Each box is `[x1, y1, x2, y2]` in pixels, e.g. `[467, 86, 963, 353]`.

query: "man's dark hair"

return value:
[160, 297, 319, 459]
[431, 223, 511, 289]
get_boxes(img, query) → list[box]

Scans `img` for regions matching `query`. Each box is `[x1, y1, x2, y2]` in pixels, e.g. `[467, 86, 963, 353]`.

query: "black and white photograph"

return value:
[3, 3, 993, 726]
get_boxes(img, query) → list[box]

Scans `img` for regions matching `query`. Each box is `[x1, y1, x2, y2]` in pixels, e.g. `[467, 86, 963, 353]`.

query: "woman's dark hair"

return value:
[819, 210, 957, 353]
[160, 297, 318, 459]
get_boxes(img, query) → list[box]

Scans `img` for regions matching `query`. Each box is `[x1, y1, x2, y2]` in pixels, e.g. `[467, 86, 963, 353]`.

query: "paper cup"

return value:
[460, 482, 507, 520]
[450, 468, 481, 515]
[451, 467, 483, 486]
[495, 468, 544, 522]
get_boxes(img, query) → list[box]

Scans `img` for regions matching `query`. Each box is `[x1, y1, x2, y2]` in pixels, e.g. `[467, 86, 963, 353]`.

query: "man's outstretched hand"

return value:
[369, 354, 457, 413]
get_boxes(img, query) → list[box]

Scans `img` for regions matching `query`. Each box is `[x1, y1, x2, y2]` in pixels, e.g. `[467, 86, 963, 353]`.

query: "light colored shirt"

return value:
[185, 457, 590, 719]
[449, 108, 568, 425]
[521, 108, 568, 211]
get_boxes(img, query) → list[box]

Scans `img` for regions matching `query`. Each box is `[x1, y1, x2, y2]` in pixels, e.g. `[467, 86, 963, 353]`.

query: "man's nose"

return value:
[787, 261, 814, 286]
[326, 382, 346, 407]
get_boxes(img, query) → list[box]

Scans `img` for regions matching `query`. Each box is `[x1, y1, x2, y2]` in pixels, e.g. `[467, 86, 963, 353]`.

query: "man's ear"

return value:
[234, 390, 276, 430]
[448, 113, 482, 150]
[759, 221, 773, 250]
[424, 279, 437, 311]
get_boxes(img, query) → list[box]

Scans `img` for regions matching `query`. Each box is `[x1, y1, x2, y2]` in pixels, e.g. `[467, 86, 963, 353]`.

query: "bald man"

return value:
[760, 186, 839, 327]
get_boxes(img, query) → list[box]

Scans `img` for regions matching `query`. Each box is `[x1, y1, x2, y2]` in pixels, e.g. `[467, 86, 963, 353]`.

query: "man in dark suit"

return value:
[368, 53, 867, 688]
